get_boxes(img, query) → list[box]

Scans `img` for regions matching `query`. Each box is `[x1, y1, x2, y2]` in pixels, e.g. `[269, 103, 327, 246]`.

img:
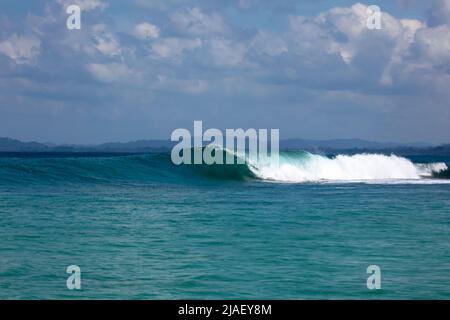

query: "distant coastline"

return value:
[1, 137, 449, 156]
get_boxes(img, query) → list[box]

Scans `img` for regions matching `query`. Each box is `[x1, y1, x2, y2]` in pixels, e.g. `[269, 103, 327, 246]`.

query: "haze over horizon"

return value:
[1, 0, 450, 144]
[0, 135, 443, 149]
[0, 129, 446, 146]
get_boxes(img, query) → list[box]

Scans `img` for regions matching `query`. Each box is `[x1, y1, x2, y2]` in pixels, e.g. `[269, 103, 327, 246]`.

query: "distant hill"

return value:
[0, 137, 49, 152]
[279, 138, 432, 150]
[0, 137, 174, 153]
[0, 137, 448, 155]
[95, 140, 174, 152]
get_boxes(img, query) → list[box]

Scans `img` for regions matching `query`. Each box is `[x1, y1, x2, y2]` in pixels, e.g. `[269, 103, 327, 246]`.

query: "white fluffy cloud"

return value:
[0, 34, 41, 64]
[288, 4, 406, 65]
[284, 3, 450, 90]
[414, 25, 450, 65]
[92, 25, 122, 57]
[135, 22, 160, 40]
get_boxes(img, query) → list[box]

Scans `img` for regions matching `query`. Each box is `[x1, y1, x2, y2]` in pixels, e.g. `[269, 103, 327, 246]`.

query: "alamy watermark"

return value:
[171, 121, 279, 165]
[366, 265, 381, 290]
[367, 5, 382, 30]
[66, 5, 81, 30]
[66, 265, 81, 290]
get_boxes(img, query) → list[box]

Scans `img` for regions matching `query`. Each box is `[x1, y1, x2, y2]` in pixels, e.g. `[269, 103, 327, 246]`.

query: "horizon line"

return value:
[0, 136, 447, 147]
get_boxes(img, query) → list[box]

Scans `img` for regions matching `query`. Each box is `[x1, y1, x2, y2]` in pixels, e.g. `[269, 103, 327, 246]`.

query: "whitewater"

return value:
[248, 152, 448, 184]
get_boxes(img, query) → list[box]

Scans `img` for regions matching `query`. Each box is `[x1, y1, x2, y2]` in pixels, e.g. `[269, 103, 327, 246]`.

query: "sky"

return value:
[0, 0, 449, 144]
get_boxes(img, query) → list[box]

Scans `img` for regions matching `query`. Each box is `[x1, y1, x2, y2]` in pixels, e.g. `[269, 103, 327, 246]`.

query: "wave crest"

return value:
[249, 152, 448, 183]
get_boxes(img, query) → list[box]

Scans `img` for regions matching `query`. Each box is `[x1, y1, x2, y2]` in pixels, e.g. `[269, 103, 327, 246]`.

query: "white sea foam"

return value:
[250, 153, 448, 184]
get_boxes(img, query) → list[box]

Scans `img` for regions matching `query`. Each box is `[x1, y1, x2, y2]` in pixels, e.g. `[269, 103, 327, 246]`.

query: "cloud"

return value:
[281, 2, 450, 94]
[288, 4, 405, 65]
[427, 0, 450, 26]
[412, 25, 450, 66]
[87, 63, 134, 82]
[57, 0, 108, 11]
[170, 7, 228, 36]
[134, 22, 160, 39]
[209, 38, 246, 66]
[250, 31, 288, 56]
[91, 24, 122, 57]
[0, 34, 41, 64]
[1, 0, 450, 143]
[151, 38, 202, 59]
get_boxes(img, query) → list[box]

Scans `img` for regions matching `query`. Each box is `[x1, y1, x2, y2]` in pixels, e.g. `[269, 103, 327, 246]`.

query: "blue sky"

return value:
[0, 0, 449, 144]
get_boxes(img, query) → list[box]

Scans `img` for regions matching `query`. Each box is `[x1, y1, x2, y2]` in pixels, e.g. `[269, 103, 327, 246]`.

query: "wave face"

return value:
[0, 150, 448, 186]
[250, 151, 448, 183]
[0, 152, 256, 185]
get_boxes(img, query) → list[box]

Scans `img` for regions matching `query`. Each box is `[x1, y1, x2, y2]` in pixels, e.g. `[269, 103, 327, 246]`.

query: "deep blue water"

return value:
[0, 152, 449, 299]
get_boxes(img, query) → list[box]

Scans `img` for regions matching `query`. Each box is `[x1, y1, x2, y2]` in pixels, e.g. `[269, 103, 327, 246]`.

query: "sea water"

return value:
[0, 152, 449, 299]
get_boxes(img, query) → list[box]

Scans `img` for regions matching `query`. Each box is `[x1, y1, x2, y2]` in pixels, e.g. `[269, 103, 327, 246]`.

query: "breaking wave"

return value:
[249, 151, 448, 183]
[0, 150, 448, 185]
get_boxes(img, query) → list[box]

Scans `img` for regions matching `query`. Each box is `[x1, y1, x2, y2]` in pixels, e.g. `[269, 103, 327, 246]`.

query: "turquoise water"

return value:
[0, 152, 449, 299]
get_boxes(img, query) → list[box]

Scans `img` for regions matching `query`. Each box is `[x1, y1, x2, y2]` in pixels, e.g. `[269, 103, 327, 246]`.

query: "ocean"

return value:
[0, 151, 449, 299]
